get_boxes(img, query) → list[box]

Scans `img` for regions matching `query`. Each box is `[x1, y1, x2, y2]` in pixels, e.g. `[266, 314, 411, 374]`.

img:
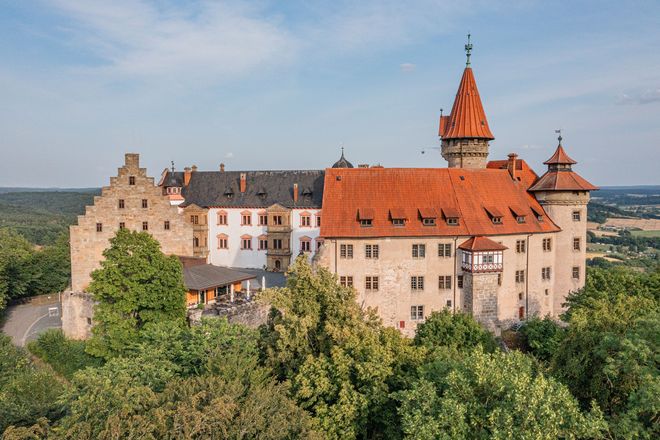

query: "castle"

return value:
[66, 41, 596, 337]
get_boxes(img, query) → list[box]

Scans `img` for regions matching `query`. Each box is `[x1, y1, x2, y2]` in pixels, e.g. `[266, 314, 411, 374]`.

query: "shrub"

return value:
[27, 329, 102, 379]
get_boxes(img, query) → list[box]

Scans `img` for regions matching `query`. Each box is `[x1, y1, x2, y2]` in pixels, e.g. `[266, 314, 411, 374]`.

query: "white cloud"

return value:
[616, 88, 660, 105]
[400, 63, 416, 73]
[225, 152, 234, 159]
[46, 0, 298, 82]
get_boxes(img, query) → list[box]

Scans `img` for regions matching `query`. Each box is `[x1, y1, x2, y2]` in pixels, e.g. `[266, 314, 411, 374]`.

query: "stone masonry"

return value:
[69, 153, 194, 292]
[464, 272, 500, 331]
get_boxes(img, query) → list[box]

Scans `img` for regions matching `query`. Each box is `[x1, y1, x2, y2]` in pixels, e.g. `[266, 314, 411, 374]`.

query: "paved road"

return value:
[2, 300, 62, 346]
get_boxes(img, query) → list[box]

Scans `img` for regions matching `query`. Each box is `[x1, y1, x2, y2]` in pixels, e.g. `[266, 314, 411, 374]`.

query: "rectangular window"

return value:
[300, 216, 311, 227]
[438, 243, 452, 257]
[129, 176, 135, 185]
[457, 275, 464, 288]
[572, 210, 581, 221]
[259, 214, 268, 226]
[360, 219, 373, 227]
[340, 276, 354, 287]
[573, 237, 581, 251]
[492, 216, 503, 225]
[411, 276, 425, 291]
[515, 270, 526, 283]
[447, 217, 459, 226]
[141, 199, 148, 209]
[365, 276, 379, 291]
[542, 238, 552, 252]
[273, 215, 283, 225]
[242, 214, 252, 226]
[301, 240, 311, 252]
[118, 199, 125, 209]
[119, 222, 125, 230]
[340, 244, 354, 259]
[516, 216, 526, 224]
[365, 244, 379, 259]
[96, 223, 103, 232]
[542, 267, 552, 280]
[572, 266, 580, 279]
[273, 239, 282, 250]
[516, 240, 526, 253]
[412, 244, 426, 258]
[392, 218, 404, 226]
[446, 300, 452, 307]
[242, 238, 252, 250]
[422, 218, 436, 226]
[190, 215, 199, 225]
[497, 273, 502, 286]
[164, 221, 170, 230]
[410, 305, 424, 320]
[142, 221, 148, 231]
[438, 275, 451, 289]
[217, 213, 227, 225]
[259, 238, 268, 250]
[218, 237, 228, 249]
[316, 216, 321, 227]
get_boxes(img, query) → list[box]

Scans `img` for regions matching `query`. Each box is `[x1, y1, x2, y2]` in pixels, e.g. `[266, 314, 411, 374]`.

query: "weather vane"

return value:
[465, 33, 473, 67]
[555, 129, 562, 145]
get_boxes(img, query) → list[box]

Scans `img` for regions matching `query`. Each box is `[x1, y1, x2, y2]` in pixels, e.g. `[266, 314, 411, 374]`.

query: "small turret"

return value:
[332, 147, 354, 168]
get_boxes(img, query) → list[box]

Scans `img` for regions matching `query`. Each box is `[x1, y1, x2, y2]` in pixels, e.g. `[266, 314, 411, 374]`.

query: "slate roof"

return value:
[439, 67, 494, 140]
[166, 170, 325, 208]
[183, 264, 256, 291]
[320, 167, 560, 238]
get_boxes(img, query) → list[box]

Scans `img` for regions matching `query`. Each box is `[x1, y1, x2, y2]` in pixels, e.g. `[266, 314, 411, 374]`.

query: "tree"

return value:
[26, 234, 71, 297]
[413, 310, 498, 353]
[0, 228, 34, 310]
[519, 316, 566, 363]
[86, 229, 187, 359]
[396, 348, 606, 440]
[261, 257, 422, 439]
[551, 293, 659, 439]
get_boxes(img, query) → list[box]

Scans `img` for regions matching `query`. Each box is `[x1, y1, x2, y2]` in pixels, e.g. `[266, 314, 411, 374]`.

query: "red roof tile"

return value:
[441, 207, 460, 218]
[389, 208, 407, 219]
[439, 68, 494, 140]
[544, 145, 577, 165]
[458, 236, 508, 251]
[320, 167, 560, 238]
[418, 207, 438, 218]
[358, 208, 374, 220]
[529, 171, 598, 192]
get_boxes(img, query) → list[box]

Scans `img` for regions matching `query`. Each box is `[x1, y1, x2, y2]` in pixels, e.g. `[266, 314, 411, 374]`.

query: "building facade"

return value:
[69, 153, 194, 292]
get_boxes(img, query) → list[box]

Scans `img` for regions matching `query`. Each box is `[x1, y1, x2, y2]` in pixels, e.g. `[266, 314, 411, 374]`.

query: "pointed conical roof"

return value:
[439, 67, 494, 140]
[543, 144, 577, 165]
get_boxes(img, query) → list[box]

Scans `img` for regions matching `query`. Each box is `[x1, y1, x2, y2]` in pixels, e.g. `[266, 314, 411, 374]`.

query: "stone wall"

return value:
[70, 153, 194, 292]
[465, 272, 499, 331]
[61, 291, 95, 340]
[188, 298, 270, 329]
[441, 138, 490, 168]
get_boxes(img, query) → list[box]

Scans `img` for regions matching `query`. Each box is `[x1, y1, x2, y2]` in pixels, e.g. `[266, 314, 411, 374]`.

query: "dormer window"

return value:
[257, 188, 267, 198]
[484, 206, 504, 225]
[389, 208, 407, 227]
[531, 206, 544, 222]
[418, 208, 438, 226]
[302, 188, 313, 197]
[510, 207, 526, 224]
[441, 207, 461, 226]
[224, 188, 234, 199]
[358, 208, 374, 228]
[516, 216, 526, 224]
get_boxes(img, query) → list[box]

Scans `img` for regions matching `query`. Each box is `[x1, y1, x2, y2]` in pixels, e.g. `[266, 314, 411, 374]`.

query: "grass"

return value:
[631, 230, 660, 238]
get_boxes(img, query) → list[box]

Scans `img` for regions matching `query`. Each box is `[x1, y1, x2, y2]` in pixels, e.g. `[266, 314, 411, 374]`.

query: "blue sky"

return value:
[1, 0, 658, 187]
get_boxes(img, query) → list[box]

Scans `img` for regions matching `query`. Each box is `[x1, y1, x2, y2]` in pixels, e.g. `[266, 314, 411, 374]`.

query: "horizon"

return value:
[1, 1, 659, 187]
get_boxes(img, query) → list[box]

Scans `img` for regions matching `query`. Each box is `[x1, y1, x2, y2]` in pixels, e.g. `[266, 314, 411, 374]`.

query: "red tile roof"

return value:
[529, 171, 598, 192]
[458, 236, 508, 251]
[544, 145, 577, 165]
[320, 167, 560, 238]
[439, 68, 494, 140]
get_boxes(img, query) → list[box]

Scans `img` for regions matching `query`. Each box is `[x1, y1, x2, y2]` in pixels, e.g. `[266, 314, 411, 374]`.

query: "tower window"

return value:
[164, 221, 170, 230]
[118, 199, 125, 209]
[572, 266, 580, 279]
[129, 176, 136, 185]
[142, 221, 148, 231]
[572, 211, 581, 221]
[542, 267, 552, 280]
[96, 223, 103, 232]
[142, 199, 148, 209]
[573, 237, 581, 250]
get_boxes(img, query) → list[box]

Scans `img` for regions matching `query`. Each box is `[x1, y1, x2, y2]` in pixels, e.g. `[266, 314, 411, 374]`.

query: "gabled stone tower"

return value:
[439, 35, 494, 168]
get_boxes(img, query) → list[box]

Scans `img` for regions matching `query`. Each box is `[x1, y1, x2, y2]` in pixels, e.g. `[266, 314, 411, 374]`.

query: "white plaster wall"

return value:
[291, 208, 321, 264]
[207, 208, 267, 268]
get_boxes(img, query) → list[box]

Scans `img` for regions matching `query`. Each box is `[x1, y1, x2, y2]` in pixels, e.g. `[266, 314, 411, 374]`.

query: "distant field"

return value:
[631, 230, 660, 238]
[603, 218, 660, 231]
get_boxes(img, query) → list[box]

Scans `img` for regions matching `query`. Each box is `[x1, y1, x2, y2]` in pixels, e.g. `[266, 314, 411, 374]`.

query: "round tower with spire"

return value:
[439, 34, 495, 168]
[529, 133, 598, 314]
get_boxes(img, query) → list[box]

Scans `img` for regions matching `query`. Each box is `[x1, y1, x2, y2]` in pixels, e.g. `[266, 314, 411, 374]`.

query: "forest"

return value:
[1, 230, 658, 439]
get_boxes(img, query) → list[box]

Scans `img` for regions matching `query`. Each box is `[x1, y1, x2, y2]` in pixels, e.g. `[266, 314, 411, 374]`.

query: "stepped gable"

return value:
[439, 67, 494, 140]
[320, 166, 560, 238]
[181, 170, 325, 208]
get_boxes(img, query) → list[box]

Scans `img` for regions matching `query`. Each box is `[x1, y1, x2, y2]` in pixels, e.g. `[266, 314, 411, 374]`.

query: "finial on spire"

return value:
[171, 161, 175, 172]
[555, 129, 562, 145]
[465, 33, 473, 67]
[340, 142, 345, 157]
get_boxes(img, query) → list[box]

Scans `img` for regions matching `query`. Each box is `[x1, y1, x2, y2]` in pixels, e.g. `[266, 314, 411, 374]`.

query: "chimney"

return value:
[240, 173, 247, 193]
[358, 164, 369, 168]
[191, 165, 198, 172]
[507, 153, 518, 180]
[184, 167, 192, 186]
[293, 183, 299, 203]
[220, 163, 225, 172]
